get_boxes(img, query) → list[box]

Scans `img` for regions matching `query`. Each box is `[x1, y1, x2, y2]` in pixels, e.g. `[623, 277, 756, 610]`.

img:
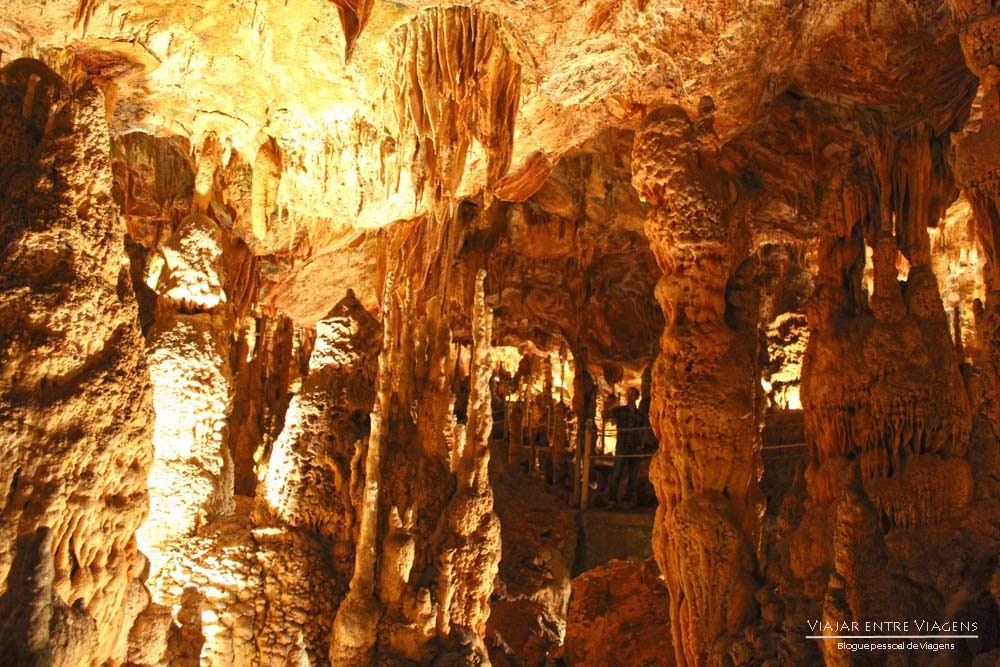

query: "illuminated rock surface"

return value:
[4, 1, 1000, 665]
[0, 61, 154, 665]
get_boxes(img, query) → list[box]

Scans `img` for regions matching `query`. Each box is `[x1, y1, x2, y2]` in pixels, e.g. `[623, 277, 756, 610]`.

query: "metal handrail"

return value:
[590, 452, 655, 460]
[497, 407, 809, 510]
[762, 442, 807, 450]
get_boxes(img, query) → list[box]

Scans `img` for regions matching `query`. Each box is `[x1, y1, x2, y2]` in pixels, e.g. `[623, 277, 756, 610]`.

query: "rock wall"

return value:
[0, 59, 154, 664]
[227, 313, 299, 497]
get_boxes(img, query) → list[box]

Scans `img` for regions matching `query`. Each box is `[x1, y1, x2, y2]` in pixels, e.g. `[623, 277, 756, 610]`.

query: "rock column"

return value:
[631, 106, 763, 667]
[138, 211, 236, 577]
[0, 60, 154, 664]
[791, 132, 973, 650]
[950, 0, 1000, 431]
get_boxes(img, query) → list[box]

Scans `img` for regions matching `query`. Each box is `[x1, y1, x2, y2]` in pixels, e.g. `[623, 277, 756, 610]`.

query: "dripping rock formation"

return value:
[4, 1, 1000, 666]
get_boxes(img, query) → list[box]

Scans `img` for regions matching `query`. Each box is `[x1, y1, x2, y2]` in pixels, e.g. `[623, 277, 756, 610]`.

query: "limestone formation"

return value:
[227, 313, 299, 497]
[385, 5, 521, 221]
[259, 290, 381, 579]
[562, 559, 672, 667]
[139, 221, 236, 578]
[330, 271, 501, 665]
[0, 60, 154, 665]
[799, 138, 973, 531]
[632, 106, 763, 667]
[8, 0, 1000, 665]
[144, 500, 342, 666]
[0, 528, 99, 667]
[487, 453, 578, 666]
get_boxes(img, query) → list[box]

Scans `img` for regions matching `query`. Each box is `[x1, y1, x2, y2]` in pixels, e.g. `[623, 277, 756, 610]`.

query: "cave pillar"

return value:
[794, 140, 972, 636]
[137, 211, 236, 581]
[631, 107, 763, 666]
[950, 1, 1000, 430]
[0, 61, 154, 663]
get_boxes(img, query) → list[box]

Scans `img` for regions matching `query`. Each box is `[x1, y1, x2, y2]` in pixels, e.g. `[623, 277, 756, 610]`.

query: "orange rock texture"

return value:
[5, 1, 1000, 665]
[0, 60, 154, 665]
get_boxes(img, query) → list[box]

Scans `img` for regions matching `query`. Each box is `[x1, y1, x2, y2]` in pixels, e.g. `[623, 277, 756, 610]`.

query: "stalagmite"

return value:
[329, 276, 393, 665]
[331, 10, 519, 660]
[331, 271, 501, 664]
[433, 270, 500, 644]
[138, 213, 236, 579]
[260, 291, 380, 572]
[631, 106, 763, 667]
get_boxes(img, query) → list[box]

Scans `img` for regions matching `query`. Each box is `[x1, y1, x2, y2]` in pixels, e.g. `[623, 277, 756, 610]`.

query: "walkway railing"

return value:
[579, 421, 657, 510]
[578, 422, 809, 509]
[494, 408, 810, 509]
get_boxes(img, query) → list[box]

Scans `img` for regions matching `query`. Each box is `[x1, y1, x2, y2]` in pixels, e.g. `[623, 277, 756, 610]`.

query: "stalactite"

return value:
[251, 137, 281, 242]
[329, 0, 374, 61]
[73, 0, 103, 35]
[385, 6, 522, 221]
[193, 133, 221, 213]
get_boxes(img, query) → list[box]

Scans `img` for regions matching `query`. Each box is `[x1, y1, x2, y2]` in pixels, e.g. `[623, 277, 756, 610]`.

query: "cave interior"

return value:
[3, 0, 1000, 665]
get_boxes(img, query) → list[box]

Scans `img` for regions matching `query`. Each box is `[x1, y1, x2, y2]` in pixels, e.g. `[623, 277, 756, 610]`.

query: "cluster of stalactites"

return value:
[329, 271, 498, 664]
[385, 5, 522, 222]
[807, 395, 969, 464]
[888, 124, 956, 267]
[811, 125, 961, 325]
[803, 126, 974, 528]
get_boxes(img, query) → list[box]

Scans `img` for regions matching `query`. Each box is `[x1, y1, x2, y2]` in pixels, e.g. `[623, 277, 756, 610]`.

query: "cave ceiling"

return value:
[0, 0, 979, 368]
